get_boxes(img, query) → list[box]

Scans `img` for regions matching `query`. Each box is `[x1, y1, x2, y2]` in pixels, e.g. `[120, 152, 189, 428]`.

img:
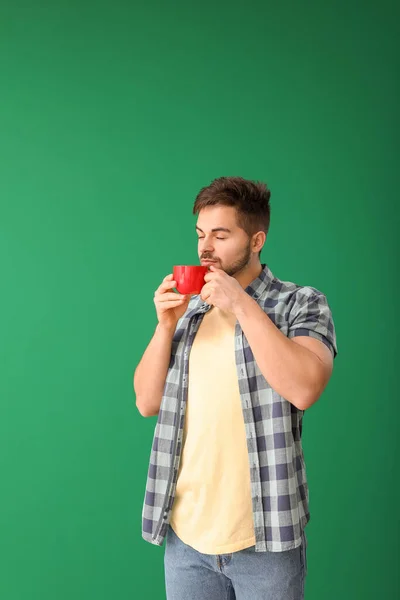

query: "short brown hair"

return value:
[193, 176, 271, 258]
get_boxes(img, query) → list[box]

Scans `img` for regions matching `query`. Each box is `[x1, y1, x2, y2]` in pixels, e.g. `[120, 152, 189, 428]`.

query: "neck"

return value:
[235, 261, 263, 290]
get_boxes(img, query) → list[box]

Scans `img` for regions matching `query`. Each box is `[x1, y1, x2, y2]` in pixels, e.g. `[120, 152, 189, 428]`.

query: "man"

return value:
[133, 176, 338, 600]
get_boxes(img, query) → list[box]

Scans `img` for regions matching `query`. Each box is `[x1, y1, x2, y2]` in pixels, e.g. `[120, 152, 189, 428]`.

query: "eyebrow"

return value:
[195, 226, 232, 234]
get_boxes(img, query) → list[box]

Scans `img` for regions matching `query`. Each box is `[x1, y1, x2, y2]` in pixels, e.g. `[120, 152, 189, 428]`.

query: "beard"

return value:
[221, 239, 253, 277]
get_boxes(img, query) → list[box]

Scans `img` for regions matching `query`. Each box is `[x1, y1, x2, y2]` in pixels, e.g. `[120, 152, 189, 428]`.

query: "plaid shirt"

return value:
[141, 263, 338, 552]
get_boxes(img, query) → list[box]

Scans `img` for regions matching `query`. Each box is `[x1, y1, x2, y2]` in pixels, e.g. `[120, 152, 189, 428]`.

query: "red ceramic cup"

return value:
[173, 265, 208, 295]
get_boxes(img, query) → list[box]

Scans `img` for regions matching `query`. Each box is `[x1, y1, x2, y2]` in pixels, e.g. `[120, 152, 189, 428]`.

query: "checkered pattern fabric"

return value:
[141, 263, 337, 552]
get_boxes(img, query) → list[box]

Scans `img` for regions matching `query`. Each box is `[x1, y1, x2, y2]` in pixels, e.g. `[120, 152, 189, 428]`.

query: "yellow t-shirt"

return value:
[169, 305, 256, 554]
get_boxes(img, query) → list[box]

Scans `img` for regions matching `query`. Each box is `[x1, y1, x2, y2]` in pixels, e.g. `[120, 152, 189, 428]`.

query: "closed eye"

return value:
[198, 237, 226, 240]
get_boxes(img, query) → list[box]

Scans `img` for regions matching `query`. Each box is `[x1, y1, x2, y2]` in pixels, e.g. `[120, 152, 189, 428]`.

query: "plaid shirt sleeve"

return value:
[287, 288, 338, 358]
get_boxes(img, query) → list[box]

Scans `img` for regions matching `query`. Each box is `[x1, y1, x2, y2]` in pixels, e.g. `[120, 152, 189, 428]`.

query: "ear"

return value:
[253, 231, 266, 252]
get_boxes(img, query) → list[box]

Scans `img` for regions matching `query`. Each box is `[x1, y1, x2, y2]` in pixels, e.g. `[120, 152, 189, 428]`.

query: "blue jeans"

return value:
[164, 525, 308, 600]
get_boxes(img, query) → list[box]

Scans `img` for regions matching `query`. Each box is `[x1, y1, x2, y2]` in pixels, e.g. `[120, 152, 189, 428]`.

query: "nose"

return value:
[201, 237, 214, 252]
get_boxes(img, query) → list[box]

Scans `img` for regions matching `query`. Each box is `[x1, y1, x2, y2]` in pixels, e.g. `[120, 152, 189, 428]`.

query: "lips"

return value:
[201, 259, 217, 264]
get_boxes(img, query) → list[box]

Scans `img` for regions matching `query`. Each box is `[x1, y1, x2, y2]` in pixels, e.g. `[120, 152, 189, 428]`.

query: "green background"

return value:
[1, 1, 398, 598]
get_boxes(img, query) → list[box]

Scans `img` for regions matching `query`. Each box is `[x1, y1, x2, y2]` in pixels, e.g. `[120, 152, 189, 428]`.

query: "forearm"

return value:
[234, 292, 320, 410]
[133, 323, 175, 416]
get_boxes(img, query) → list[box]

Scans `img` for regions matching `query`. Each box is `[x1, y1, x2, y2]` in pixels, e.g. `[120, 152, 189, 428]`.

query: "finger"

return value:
[155, 292, 186, 302]
[156, 280, 177, 294]
[158, 299, 188, 309]
[157, 275, 174, 291]
[162, 279, 177, 289]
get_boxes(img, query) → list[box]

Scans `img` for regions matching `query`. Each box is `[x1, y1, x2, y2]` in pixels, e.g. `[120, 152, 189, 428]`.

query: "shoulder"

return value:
[258, 272, 327, 307]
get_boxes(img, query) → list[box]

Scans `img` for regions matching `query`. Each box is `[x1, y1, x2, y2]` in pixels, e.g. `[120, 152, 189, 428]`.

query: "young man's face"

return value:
[196, 205, 256, 277]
